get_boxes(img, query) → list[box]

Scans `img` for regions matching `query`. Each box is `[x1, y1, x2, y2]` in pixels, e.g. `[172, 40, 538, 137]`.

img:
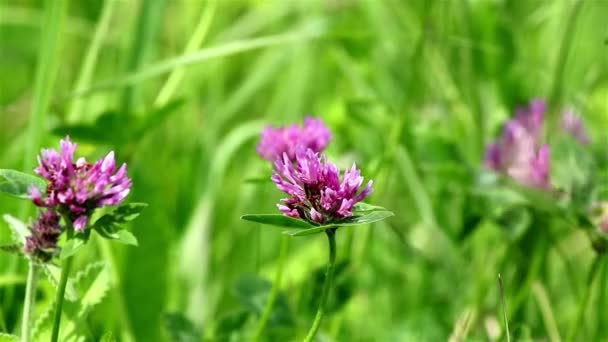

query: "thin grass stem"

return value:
[20, 262, 38, 342]
[252, 235, 289, 341]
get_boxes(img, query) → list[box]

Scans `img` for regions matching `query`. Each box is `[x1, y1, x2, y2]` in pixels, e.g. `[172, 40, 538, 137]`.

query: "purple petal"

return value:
[73, 216, 89, 231]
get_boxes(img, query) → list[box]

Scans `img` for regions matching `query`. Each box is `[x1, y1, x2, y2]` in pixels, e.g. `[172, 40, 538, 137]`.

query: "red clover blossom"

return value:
[29, 137, 132, 231]
[485, 99, 551, 189]
[272, 148, 373, 224]
[257, 117, 332, 162]
[24, 210, 62, 262]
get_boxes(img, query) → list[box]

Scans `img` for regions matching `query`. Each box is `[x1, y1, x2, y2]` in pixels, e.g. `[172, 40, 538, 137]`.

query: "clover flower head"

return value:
[29, 136, 132, 231]
[514, 98, 545, 139]
[24, 210, 62, 262]
[272, 148, 373, 224]
[485, 99, 551, 189]
[561, 108, 590, 145]
[257, 117, 332, 162]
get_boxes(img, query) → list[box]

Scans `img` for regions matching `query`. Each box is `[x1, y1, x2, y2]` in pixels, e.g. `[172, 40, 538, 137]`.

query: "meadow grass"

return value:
[1, 0, 607, 341]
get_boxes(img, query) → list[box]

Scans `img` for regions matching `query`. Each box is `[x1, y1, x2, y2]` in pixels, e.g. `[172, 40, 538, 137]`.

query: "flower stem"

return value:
[303, 228, 337, 342]
[21, 262, 39, 342]
[566, 254, 602, 342]
[252, 235, 290, 341]
[50, 256, 73, 342]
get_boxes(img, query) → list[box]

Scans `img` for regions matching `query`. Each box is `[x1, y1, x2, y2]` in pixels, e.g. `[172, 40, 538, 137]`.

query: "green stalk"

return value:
[498, 274, 510, 342]
[50, 256, 73, 342]
[23, 0, 67, 173]
[5, 0, 67, 313]
[67, 22, 324, 99]
[548, 0, 583, 125]
[0, 308, 6, 333]
[121, 0, 166, 114]
[66, 0, 117, 123]
[566, 254, 602, 342]
[155, 0, 217, 106]
[252, 235, 289, 341]
[303, 228, 337, 342]
[21, 262, 39, 342]
[599, 258, 608, 337]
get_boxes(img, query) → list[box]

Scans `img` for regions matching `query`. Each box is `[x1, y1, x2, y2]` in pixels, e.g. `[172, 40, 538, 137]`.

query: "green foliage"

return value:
[241, 214, 314, 229]
[0, 334, 19, 341]
[234, 275, 294, 328]
[163, 313, 201, 342]
[242, 206, 394, 237]
[1, 0, 608, 340]
[60, 239, 86, 259]
[2, 214, 29, 245]
[33, 262, 112, 341]
[52, 100, 184, 145]
[0, 170, 45, 200]
[91, 203, 147, 245]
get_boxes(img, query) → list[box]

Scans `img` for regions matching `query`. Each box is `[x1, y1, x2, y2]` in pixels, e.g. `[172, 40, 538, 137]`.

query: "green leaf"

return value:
[41, 264, 78, 301]
[31, 300, 55, 341]
[284, 210, 394, 237]
[94, 203, 148, 226]
[0, 244, 23, 256]
[69, 262, 112, 314]
[353, 202, 388, 212]
[60, 238, 86, 259]
[163, 312, 201, 342]
[240, 214, 314, 229]
[60, 262, 113, 339]
[36, 262, 113, 341]
[114, 230, 138, 246]
[92, 203, 147, 243]
[2, 214, 30, 245]
[0, 169, 46, 199]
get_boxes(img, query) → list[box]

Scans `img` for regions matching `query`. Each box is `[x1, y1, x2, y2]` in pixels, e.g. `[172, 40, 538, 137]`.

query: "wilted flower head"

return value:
[24, 210, 62, 262]
[485, 99, 551, 189]
[30, 137, 132, 231]
[257, 117, 332, 162]
[272, 148, 373, 224]
[561, 108, 590, 145]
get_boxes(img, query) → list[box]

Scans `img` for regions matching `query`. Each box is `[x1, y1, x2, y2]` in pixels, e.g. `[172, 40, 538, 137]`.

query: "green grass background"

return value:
[1, 0, 607, 341]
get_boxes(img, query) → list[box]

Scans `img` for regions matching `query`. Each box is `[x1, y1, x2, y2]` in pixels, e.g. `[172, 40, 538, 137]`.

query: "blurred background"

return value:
[1, 0, 607, 341]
